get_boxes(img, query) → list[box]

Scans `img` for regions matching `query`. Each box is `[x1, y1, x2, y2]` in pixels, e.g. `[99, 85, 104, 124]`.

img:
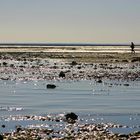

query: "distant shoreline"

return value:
[0, 46, 140, 52]
[0, 42, 140, 47]
[0, 47, 140, 63]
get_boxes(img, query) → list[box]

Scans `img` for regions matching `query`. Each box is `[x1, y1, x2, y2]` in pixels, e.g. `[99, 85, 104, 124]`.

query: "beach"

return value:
[0, 47, 140, 140]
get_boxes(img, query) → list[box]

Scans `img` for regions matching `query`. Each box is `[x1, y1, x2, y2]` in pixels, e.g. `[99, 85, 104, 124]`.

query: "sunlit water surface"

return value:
[0, 80, 140, 134]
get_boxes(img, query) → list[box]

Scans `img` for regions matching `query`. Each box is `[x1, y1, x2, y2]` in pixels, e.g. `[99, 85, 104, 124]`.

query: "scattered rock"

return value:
[123, 83, 129, 86]
[131, 131, 140, 136]
[15, 125, 22, 132]
[131, 57, 140, 62]
[1, 125, 5, 128]
[59, 71, 65, 78]
[97, 79, 103, 83]
[71, 61, 77, 66]
[115, 59, 119, 62]
[1, 114, 140, 140]
[10, 64, 14, 67]
[122, 59, 128, 62]
[131, 59, 138, 62]
[2, 62, 7, 66]
[42, 129, 53, 135]
[77, 66, 81, 69]
[46, 84, 56, 89]
[118, 134, 129, 139]
[0, 54, 140, 81]
[65, 112, 78, 123]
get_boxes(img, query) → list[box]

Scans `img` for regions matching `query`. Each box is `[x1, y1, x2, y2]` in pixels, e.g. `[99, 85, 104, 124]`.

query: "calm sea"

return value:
[0, 80, 140, 133]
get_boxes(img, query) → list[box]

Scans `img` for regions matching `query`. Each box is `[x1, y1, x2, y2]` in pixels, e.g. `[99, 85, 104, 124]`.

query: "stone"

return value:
[1, 125, 5, 128]
[123, 84, 129, 86]
[97, 79, 102, 83]
[122, 59, 128, 62]
[131, 57, 140, 62]
[65, 112, 78, 123]
[46, 84, 56, 89]
[71, 61, 77, 66]
[118, 134, 129, 139]
[15, 125, 22, 132]
[59, 71, 65, 78]
[132, 131, 140, 136]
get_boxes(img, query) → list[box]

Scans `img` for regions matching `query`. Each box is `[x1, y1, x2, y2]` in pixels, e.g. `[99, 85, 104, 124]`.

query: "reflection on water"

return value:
[0, 80, 140, 133]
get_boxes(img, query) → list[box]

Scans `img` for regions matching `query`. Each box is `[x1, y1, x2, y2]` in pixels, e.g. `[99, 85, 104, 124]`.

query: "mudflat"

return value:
[0, 46, 140, 63]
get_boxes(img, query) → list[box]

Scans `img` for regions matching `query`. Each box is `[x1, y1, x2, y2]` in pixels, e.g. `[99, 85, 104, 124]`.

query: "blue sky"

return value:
[0, 0, 140, 43]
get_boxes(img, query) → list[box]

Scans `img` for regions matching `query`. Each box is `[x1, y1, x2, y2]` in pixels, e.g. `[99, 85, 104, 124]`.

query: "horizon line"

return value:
[0, 42, 140, 47]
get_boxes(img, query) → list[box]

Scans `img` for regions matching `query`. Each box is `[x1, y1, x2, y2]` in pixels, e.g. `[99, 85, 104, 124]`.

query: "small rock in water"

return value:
[1, 125, 5, 128]
[65, 112, 78, 123]
[97, 79, 102, 83]
[46, 84, 56, 89]
[123, 83, 129, 86]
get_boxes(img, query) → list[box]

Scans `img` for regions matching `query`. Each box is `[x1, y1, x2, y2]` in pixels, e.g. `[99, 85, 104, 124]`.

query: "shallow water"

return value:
[0, 80, 140, 133]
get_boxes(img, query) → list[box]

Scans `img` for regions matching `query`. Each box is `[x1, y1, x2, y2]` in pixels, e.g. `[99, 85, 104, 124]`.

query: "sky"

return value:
[0, 0, 140, 43]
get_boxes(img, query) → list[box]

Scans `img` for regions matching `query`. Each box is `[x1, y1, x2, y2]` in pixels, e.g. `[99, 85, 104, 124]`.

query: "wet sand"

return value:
[0, 46, 140, 62]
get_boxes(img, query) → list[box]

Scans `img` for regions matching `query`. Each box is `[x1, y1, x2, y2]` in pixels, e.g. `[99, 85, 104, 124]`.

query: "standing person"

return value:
[130, 42, 135, 54]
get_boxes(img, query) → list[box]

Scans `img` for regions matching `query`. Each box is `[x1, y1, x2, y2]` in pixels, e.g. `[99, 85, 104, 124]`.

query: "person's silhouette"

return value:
[130, 42, 135, 54]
